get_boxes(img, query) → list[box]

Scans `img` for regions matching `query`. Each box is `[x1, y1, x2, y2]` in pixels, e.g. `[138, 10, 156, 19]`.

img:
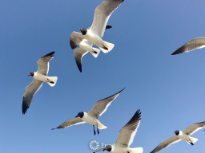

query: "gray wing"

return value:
[90, 0, 124, 38]
[70, 32, 84, 49]
[51, 118, 85, 130]
[22, 79, 43, 114]
[37, 51, 55, 75]
[74, 48, 88, 72]
[88, 88, 124, 119]
[183, 121, 205, 135]
[171, 37, 205, 55]
[150, 136, 181, 153]
[115, 110, 141, 148]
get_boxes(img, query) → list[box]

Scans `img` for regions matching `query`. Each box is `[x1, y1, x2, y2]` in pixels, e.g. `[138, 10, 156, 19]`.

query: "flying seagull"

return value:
[52, 88, 124, 135]
[150, 121, 205, 153]
[94, 109, 143, 153]
[171, 37, 205, 55]
[79, 0, 124, 53]
[22, 51, 58, 114]
[70, 25, 112, 72]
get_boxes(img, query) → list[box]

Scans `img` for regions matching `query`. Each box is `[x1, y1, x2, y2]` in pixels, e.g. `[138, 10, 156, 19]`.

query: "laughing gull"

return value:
[171, 37, 205, 55]
[94, 109, 143, 153]
[150, 121, 205, 153]
[22, 51, 58, 114]
[70, 25, 112, 72]
[79, 0, 124, 53]
[52, 88, 124, 135]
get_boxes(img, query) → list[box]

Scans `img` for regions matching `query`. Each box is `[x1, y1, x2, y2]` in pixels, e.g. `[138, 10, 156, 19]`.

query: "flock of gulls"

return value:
[21, 0, 205, 153]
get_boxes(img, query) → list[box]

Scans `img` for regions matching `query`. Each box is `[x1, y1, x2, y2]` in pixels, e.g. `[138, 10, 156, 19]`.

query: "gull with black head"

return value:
[70, 25, 112, 72]
[150, 121, 205, 153]
[78, 0, 124, 54]
[94, 109, 143, 153]
[52, 88, 124, 135]
[22, 51, 58, 114]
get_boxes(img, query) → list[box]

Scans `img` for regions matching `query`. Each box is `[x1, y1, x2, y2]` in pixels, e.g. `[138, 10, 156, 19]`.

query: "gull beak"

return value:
[27, 74, 30, 76]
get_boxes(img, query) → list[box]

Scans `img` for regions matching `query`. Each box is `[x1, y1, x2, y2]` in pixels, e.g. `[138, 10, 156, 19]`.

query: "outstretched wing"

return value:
[88, 88, 124, 119]
[183, 121, 205, 135]
[74, 48, 88, 72]
[37, 51, 55, 75]
[51, 118, 85, 130]
[22, 79, 43, 114]
[115, 110, 141, 147]
[150, 136, 181, 153]
[70, 32, 84, 49]
[90, 0, 124, 37]
[172, 37, 205, 55]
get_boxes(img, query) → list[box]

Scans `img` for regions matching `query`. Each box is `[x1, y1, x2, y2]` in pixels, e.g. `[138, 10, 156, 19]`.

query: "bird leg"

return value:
[97, 126, 100, 134]
[93, 125, 96, 135]
[46, 78, 54, 84]
[102, 46, 108, 50]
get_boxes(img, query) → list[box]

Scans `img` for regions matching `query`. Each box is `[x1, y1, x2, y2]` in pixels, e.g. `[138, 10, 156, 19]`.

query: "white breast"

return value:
[82, 112, 98, 126]
[178, 131, 190, 141]
[111, 145, 127, 153]
[33, 72, 47, 82]
[79, 39, 93, 52]
[84, 30, 101, 46]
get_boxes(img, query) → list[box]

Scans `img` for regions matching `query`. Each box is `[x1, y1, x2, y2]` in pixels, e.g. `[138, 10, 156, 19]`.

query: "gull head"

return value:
[80, 28, 87, 35]
[28, 72, 34, 77]
[175, 130, 179, 135]
[75, 112, 84, 118]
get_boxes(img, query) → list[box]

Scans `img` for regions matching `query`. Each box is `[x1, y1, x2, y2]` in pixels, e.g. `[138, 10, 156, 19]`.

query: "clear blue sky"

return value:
[1, 0, 205, 153]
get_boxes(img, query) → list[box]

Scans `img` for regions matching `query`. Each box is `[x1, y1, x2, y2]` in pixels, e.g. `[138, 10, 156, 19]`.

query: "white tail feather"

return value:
[97, 121, 107, 129]
[90, 47, 101, 58]
[189, 137, 198, 144]
[100, 41, 114, 53]
[128, 147, 143, 153]
[46, 76, 58, 87]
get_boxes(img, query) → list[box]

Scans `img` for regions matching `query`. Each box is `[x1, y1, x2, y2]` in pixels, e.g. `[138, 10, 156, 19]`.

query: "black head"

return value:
[94, 145, 112, 153]
[75, 112, 84, 118]
[175, 130, 179, 135]
[80, 28, 87, 35]
[28, 72, 34, 77]
[104, 145, 112, 152]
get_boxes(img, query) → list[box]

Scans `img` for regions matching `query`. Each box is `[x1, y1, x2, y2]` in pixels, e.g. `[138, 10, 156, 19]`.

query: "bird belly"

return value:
[33, 73, 47, 82]
[112, 146, 127, 153]
[82, 113, 98, 126]
[79, 41, 93, 52]
[178, 134, 190, 141]
[84, 31, 102, 47]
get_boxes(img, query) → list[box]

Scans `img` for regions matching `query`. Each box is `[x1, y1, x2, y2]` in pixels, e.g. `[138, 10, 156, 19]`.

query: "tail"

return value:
[97, 121, 107, 129]
[128, 147, 143, 153]
[100, 41, 114, 53]
[90, 47, 101, 58]
[189, 137, 198, 144]
[46, 76, 58, 87]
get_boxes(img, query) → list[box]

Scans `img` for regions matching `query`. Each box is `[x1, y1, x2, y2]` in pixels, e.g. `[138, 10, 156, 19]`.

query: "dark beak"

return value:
[79, 29, 82, 31]
[75, 115, 79, 118]
[94, 148, 105, 153]
[27, 74, 30, 76]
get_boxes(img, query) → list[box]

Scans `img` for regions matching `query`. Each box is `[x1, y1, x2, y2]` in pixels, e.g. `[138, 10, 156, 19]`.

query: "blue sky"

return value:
[1, 0, 205, 152]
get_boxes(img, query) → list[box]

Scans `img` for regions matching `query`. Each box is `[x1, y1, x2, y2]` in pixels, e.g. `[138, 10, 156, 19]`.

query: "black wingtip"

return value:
[171, 51, 179, 55]
[118, 87, 125, 94]
[106, 25, 112, 29]
[44, 51, 55, 57]
[22, 101, 29, 115]
[130, 109, 142, 121]
[76, 62, 82, 73]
